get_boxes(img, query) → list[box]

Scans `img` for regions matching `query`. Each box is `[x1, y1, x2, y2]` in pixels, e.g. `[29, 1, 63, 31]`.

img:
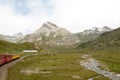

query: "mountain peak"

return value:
[13, 32, 23, 38]
[46, 22, 58, 27]
[82, 26, 112, 35]
[21, 22, 80, 47]
[41, 22, 58, 29]
[36, 22, 71, 35]
[102, 26, 112, 32]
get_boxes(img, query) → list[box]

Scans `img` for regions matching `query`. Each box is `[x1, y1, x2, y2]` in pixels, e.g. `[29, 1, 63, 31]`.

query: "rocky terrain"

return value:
[20, 22, 80, 47]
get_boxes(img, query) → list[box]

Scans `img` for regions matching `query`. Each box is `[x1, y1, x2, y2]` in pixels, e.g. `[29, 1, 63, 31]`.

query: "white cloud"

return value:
[0, 1, 51, 35]
[0, 5, 31, 35]
[51, 0, 120, 32]
[0, 0, 120, 35]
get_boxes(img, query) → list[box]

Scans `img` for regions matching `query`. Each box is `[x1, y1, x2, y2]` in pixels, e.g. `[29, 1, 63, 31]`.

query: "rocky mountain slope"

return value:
[0, 33, 24, 43]
[20, 22, 80, 47]
[75, 26, 112, 44]
[77, 27, 120, 49]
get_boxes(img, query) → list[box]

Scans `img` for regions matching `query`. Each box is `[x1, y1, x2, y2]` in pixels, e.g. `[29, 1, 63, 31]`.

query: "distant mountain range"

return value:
[78, 27, 120, 50]
[75, 26, 112, 44]
[0, 22, 113, 49]
[0, 33, 24, 43]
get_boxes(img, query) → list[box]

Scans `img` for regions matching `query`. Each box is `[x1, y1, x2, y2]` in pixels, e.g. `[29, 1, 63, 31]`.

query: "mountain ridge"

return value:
[20, 22, 80, 48]
[77, 27, 120, 50]
[0, 22, 113, 49]
[0, 33, 24, 43]
[75, 26, 112, 44]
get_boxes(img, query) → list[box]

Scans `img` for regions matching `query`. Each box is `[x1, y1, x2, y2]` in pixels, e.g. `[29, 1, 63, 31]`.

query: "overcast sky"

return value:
[0, 0, 120, 35]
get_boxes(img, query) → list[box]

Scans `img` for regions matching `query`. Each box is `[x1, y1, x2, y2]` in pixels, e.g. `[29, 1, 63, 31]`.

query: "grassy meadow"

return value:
[92, 50, 120, 73]
[7, 52, 110, 80]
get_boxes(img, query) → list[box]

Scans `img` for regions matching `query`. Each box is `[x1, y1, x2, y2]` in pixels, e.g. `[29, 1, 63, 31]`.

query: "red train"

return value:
[0, 54, 20, 65]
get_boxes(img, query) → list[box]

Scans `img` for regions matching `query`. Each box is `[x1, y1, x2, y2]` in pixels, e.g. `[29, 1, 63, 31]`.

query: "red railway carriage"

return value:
[0, 54, 20, 66]
[0, 54, 12, 65]
[5, 54, 12, 63]
[0, 54, 6, 65]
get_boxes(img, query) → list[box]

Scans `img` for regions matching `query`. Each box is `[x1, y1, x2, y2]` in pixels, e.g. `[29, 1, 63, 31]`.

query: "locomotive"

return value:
[0, 54, 20, 65]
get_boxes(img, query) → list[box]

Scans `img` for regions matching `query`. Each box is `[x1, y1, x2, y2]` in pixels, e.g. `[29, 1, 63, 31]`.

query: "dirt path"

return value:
[0, 54, 37, 80]
[80, 55, 120, 80]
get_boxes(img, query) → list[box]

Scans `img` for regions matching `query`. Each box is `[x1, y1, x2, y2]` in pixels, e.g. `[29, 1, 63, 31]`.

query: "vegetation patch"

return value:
[0, 40, 36, 53]
[7, 52, 109, 80]
[92, 51, 120, 73]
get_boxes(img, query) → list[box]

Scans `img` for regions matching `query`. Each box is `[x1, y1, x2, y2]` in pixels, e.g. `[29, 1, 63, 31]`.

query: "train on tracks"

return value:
[0, 54, 20, 65]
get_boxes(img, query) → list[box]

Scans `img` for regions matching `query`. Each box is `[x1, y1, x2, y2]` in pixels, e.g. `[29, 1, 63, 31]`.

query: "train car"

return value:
[5, 54, 12, 63]
[0, 54, 20, 66]
[12, 54, 20, 60]
[0, 54, 6, 65]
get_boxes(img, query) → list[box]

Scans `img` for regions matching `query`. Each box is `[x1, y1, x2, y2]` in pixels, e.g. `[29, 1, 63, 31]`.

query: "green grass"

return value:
[76, 48, 120, 74]
[0, 40, 37, 53]
[7, 53, 109, 80]
[93, 76, 110, 80]
[92, 51, 120, 73]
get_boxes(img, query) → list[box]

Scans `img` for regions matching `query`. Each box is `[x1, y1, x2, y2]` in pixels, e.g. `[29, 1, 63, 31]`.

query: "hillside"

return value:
[75, 26, 112, 44]
[0, 40, 36, 53]
[77, 27, 120, 50]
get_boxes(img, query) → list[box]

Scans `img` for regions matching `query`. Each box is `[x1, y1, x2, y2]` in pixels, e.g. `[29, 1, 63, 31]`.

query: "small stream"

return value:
[81, 55, 120, 80]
